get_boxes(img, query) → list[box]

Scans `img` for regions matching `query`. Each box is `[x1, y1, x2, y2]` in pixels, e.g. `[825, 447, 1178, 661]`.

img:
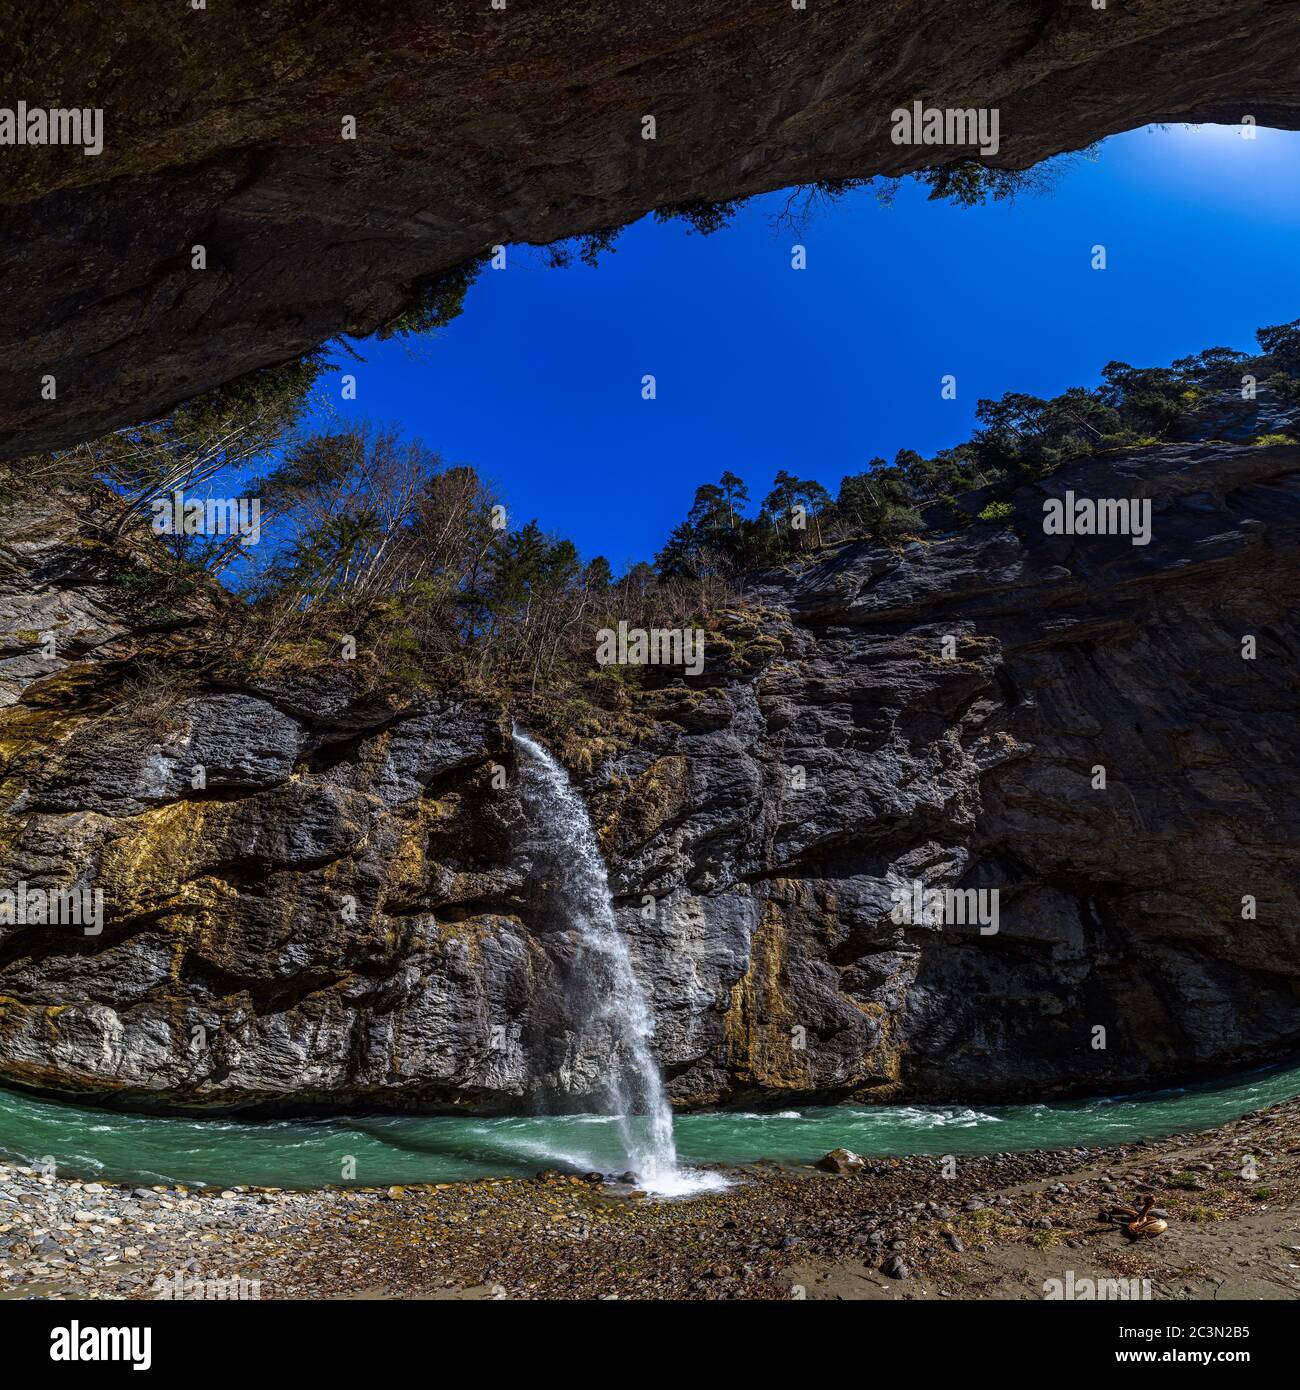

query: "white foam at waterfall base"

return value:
[514, 728, 728, 1197]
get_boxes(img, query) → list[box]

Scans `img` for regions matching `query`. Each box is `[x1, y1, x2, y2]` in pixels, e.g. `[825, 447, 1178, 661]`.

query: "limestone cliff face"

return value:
[5, 0, 1300, 457]
[2, 434, 1299, 1111]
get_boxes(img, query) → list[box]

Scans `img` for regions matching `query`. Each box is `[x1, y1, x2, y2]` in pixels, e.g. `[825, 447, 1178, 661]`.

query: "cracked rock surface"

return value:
[2, 436, 1298, 1111]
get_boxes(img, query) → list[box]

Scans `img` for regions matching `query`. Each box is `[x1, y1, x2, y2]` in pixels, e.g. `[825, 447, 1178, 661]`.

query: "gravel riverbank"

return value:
[3, 1099, 1298, 1301]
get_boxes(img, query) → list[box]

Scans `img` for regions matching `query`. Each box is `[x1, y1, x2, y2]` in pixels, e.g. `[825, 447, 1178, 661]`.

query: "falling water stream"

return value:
[512, 729, 721, 1195]
[4, 750, 1299, 1196]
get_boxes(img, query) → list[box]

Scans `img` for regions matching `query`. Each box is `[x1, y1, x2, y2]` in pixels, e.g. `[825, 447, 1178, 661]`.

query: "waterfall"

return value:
[513, 728, 690, 1192]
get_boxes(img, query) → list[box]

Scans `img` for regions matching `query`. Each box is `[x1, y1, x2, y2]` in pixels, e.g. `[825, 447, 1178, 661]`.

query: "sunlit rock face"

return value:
[4, 0, 1300, 457]
[2, 437, 1299, 1112]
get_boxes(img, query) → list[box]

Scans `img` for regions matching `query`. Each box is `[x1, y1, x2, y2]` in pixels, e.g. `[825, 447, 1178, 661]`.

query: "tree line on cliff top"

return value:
[6, 316, 1295, 706]
[6, 137, 1300, 703]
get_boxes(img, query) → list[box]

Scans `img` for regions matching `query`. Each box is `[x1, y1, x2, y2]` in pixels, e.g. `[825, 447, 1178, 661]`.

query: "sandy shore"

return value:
[2, 1100, 1297, 1301]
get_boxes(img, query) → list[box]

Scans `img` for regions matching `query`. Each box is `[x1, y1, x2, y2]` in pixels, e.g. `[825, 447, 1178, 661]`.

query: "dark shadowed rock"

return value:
[4, 1, 1300, 456]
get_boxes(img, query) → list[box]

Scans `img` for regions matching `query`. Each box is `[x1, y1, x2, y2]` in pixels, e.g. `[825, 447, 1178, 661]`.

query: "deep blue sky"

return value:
[313, 124, 1300, 571]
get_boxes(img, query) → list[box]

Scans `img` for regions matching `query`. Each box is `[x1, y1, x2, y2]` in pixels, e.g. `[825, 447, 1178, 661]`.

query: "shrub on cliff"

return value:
[3, 350, 328, 575]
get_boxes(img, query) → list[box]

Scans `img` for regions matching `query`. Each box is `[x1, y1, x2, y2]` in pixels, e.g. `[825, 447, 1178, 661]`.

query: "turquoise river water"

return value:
[1, 1062, 1297, 1190]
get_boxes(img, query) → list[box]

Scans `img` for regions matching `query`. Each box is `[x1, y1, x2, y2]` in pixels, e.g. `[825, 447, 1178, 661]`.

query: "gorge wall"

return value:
[2, 432, 1299, 1112]
[5, 0, 1300, 457]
